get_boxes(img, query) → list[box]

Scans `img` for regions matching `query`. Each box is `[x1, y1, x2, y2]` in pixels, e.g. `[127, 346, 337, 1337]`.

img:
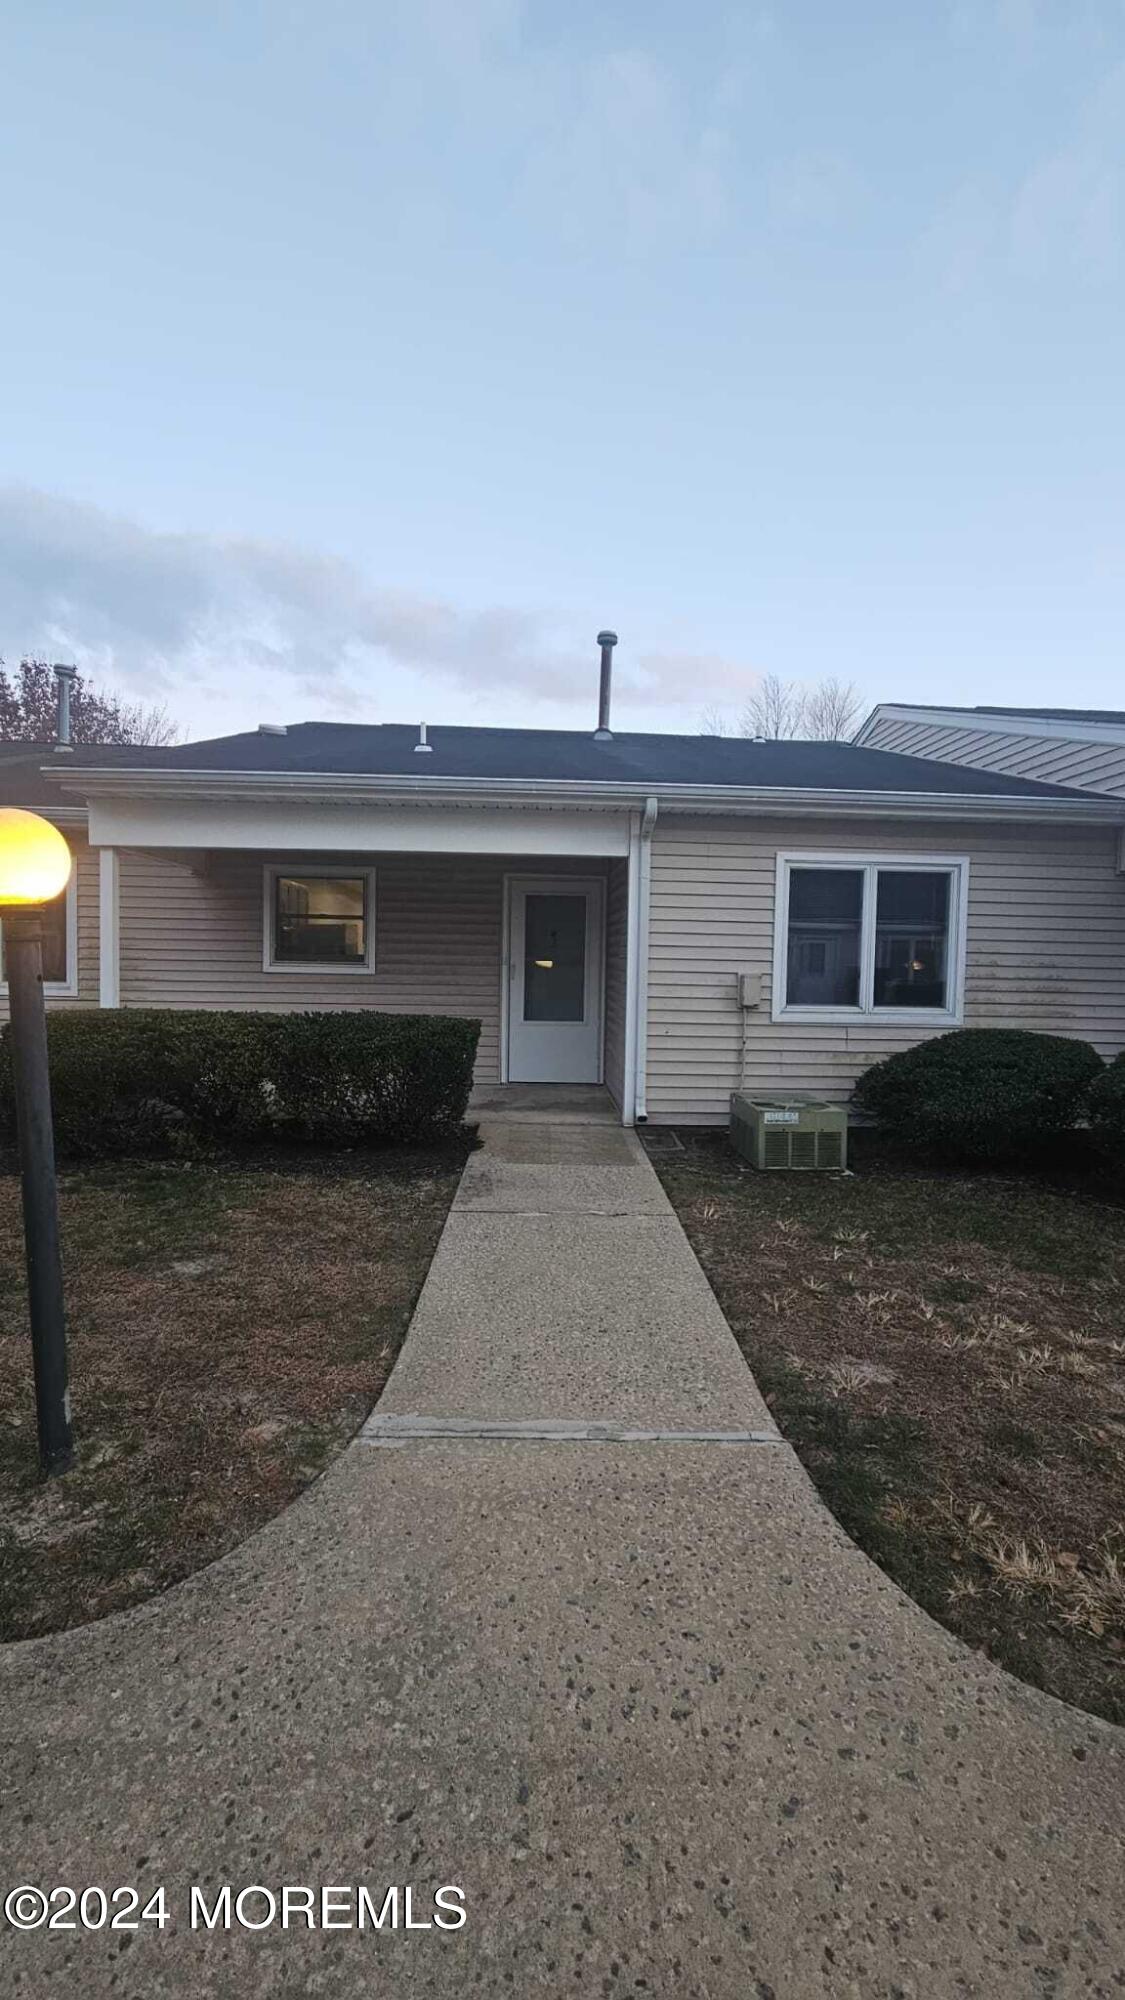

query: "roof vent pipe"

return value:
[414, 721, 433, 754]
[594, 630, 617, 741]
[53, 663, 77, 754]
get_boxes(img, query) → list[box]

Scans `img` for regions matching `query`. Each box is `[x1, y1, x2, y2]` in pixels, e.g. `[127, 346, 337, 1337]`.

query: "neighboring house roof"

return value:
[975, 707, 1125, 725]
[855, 704, 1125, 748]
[873, 704, 1125, 725]
[0, 741, 157, 815]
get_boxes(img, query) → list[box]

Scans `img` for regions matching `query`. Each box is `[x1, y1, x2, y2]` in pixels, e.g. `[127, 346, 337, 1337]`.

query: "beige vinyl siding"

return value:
[862, 716, 1125, 798]
[603, 857, 629, 1108]
[118, 850, 608, 1087]
[0, 835, 99, 1019]
[646, 814, 1125, 1124]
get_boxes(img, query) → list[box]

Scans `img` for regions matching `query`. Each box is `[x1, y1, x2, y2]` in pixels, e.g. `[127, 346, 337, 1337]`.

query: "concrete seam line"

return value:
[361, 1414, 785, 1446]
[452, 1208, 669, 1219]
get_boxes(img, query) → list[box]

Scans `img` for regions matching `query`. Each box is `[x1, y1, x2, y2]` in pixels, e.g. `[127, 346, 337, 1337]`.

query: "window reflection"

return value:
[523, 894, 585, 1021]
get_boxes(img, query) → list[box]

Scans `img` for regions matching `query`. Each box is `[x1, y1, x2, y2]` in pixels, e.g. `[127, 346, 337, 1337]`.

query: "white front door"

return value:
[506, 876, 604, 1084]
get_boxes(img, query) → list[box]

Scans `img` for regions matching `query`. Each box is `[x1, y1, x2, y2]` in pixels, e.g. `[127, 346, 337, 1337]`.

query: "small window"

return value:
[774, 854, 966, 1021]
[264, 869, 374, 971]
[0, 881, 74, 994]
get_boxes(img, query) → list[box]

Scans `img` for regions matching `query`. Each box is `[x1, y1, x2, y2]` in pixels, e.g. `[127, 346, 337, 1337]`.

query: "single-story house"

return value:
[856, 703, 1125, 799]
[3, 668, 1125, 1126]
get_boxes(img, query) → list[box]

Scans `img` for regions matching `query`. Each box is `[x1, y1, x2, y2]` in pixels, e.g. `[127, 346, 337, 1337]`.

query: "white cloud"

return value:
[0, 487, 763, 735]
[947, 0, 1049, 45]
[515, 47, 732, 251]
[915, 181, 1001, 293]
[949, 0, 1124, 44]
[918, 51, 1125, 290]
[1010, 59, 1125, 280]
[767, 152, 867, 232]
[343, 1, 744, 255]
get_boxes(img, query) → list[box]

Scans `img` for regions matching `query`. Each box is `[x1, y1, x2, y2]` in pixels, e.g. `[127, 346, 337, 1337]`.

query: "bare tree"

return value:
[740, 673, 806, 740]
[699, 705, 732, 736]
[0, 659, 182, 745]
[737, 673, 861, 742]
[799, 676, 861, 742]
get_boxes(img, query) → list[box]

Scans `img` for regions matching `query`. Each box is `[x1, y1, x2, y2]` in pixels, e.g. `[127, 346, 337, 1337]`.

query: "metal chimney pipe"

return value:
[594, 630, 617, 740]
[53, 664, 78, 755]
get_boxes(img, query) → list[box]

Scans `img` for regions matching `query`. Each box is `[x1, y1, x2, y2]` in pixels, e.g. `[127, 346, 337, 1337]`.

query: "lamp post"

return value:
[0, 808, 74, 1476]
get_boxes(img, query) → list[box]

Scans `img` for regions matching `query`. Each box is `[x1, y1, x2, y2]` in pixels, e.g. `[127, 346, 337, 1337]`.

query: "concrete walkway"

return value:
[2, 1121, 1124, 1997]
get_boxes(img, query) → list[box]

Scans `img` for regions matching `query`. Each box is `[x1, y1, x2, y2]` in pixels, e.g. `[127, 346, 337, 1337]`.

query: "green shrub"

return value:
[0, 1009, 480, 1158]
[1087, 1054, 1125, 1163]
[853, 1028, 1102, 1167]
[258, 1012, 480, 1146]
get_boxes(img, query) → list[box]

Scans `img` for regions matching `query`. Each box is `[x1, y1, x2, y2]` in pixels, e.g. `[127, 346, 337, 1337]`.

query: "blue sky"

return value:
[1, 0, 1123, 739]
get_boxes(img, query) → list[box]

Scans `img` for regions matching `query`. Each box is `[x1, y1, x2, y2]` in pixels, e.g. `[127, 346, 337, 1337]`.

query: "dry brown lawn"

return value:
[0, 1147, 466, 1640]
[657, 1134, 1125, 1726]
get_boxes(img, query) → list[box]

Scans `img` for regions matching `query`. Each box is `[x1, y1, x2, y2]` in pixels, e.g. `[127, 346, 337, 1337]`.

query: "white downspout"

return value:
[632, 795, 657, 1124]
[621, 814, 641, 1124]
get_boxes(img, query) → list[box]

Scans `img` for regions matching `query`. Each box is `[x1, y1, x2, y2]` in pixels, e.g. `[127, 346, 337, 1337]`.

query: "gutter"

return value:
[18, 806, 89, 828]
[45, 767, 1125, 824]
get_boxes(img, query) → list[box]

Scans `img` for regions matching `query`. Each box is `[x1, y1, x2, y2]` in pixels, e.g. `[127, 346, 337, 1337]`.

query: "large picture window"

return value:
[0, 878, 76, 996]
[773, 854, 967, 1022]
[263, 868, 375, 972]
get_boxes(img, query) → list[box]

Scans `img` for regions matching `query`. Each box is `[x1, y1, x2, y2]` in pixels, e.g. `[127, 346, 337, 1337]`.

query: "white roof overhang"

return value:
[48, 765, 1125, 830]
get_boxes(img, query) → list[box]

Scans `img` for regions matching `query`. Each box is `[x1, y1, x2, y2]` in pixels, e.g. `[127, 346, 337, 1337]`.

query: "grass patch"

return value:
[658, 1132, 1125, 1727]
[0, 1142, 468, 1640]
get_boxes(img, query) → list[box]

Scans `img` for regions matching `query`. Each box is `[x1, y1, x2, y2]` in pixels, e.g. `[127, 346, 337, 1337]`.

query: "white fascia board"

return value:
[85, 794, 633, 857]
[855, 704, 1125, 749]
[647, 781, 1108, 815]
[62, 769, 646, 808]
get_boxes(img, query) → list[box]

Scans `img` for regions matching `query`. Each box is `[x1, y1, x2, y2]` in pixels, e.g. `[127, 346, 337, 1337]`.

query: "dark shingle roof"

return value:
[0, 742, 157, 811]
[26, 720, 1096, 799]
[2, 721, 1111, 808]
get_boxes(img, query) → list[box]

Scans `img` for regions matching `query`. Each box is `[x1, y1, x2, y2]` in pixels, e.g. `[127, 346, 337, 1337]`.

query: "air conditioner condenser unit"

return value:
[729, 1093, 847, 1171]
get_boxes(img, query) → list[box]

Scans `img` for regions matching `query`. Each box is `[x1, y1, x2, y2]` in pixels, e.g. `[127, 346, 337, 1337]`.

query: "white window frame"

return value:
[0, 874, 79, 1000]
[771, 851, 969, 1026]
[262, 864, 376, 974]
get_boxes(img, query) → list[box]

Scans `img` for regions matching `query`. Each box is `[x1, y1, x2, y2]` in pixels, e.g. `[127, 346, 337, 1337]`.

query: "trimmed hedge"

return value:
[1087, 1054, 1125, 1164]
[0, 1009, 481, 1157]
[853, 1027, 1103, 1167]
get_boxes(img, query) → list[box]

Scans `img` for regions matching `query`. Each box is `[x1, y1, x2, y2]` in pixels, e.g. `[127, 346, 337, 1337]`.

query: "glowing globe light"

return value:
[0, 808, 73, 907]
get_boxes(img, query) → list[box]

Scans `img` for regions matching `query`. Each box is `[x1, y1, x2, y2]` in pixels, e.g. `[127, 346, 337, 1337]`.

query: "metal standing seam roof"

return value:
[3, 720, 1103, 802]
[974, 707, 1125, 725]
[872, 704, 1125, 728]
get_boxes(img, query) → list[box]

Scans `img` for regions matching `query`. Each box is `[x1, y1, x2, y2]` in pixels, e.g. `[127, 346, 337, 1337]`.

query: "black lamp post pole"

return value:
[2, 905, 73, 1475]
